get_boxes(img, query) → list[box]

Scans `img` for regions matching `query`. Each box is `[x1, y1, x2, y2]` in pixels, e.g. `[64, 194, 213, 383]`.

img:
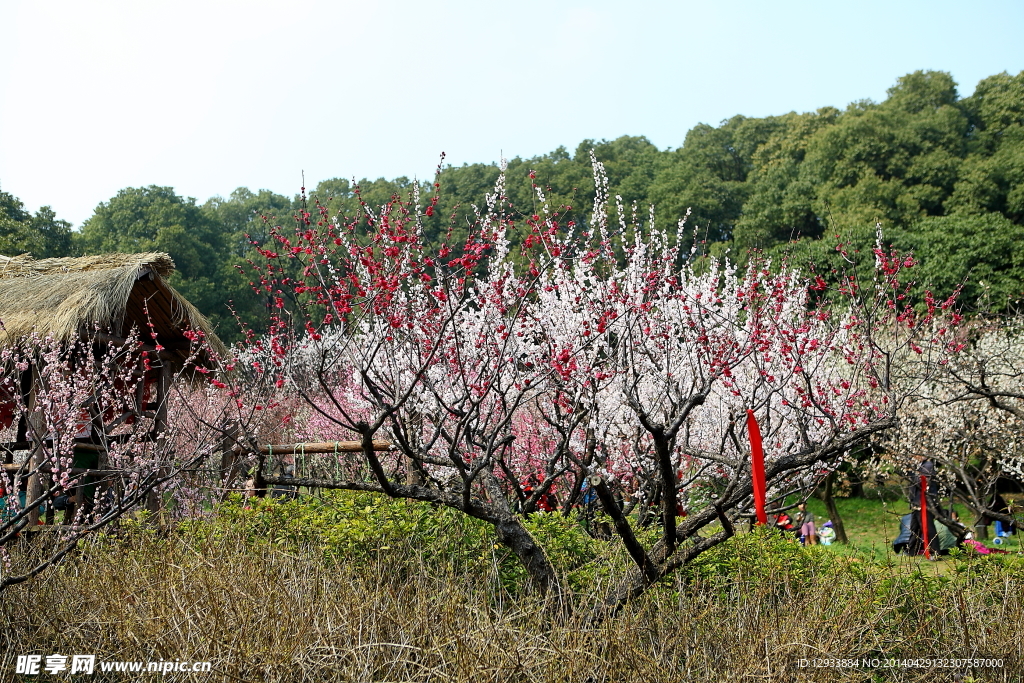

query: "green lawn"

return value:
[797, 494, 1022, 564]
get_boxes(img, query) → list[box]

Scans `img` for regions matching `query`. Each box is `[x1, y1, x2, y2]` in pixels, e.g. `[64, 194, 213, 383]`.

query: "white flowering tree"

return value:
[242, 159, 956, 608]
[882, 318, 1024, 531]
[878, 384, 1020, 532]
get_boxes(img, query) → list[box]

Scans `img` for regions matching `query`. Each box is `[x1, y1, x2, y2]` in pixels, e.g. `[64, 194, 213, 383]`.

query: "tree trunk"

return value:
[493, 516, 561, 599]
[821, 471, 849, 544]
[147, 360, 172, 524]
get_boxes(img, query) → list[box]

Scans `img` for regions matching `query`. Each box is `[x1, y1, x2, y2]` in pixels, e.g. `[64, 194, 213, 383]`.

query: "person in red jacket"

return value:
[774, 511, 795, 534]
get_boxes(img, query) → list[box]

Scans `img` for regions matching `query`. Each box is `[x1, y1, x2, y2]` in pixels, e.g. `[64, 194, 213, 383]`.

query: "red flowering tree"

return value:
[239, 160, 958, 608]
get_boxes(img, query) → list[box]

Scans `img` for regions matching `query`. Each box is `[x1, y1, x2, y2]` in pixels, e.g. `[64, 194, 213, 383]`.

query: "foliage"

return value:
[0, 188, 71, 258]
[194, 492, 603, 592]
[683, 525, 848, 592]
[887, 211, 1024, 310]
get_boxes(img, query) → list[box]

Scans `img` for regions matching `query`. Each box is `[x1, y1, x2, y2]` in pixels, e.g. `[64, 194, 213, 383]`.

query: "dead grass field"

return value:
[1, 503, 1022, 683]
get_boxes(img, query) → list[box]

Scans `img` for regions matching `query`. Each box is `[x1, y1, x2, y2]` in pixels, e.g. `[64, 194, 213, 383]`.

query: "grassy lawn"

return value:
[797, 493, 1022, 565]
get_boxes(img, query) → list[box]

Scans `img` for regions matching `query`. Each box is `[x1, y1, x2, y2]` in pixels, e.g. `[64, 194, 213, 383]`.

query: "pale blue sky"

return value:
[1, 0, 1022, 227]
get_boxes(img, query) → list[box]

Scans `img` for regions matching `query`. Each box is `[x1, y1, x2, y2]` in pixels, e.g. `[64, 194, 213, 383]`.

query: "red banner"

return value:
[920, 475, 931, 560]
[747, 409, 768, 525]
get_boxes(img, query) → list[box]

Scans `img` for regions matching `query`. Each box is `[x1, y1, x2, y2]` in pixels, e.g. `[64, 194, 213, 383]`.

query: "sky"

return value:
[1, 0, 1023, 228]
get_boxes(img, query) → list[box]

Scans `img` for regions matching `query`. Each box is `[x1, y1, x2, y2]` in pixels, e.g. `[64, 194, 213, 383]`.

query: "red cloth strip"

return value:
[747, 409, 767, 525]
[920, 474, 931, 560]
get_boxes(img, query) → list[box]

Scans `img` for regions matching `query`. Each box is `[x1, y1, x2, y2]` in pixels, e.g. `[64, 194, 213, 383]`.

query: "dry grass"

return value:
[1, 525, 1022, 683]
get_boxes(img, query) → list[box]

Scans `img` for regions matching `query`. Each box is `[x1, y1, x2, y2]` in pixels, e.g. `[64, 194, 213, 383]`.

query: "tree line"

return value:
[2, 68, 1023, 340]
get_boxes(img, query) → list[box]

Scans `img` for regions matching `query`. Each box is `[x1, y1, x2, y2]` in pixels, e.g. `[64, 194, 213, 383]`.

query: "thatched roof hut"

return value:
[0, 252, 226, 364]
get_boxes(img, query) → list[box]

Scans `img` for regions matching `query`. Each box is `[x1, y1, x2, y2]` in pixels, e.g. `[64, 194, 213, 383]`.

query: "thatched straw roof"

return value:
[0, 252, 226, 362]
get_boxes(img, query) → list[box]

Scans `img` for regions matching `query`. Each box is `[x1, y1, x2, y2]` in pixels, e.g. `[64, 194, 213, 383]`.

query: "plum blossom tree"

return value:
[0, 330, 248, 593]
[877, 383, 1021, 534]
[880, 317, 1024, 531]
[241, 159, 958, 609]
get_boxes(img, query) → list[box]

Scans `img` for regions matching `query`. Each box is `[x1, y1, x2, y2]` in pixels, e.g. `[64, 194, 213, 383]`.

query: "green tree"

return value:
[732, 108, 841, 251]
[888, 212, 1024, 311]
[945, 129, 1024, 223]
[78, 186, 228, 330]
[948, 71, 1024, 223]
[653, 115, 785, 242]
[203, 188, 296, 340]
[883, 70, 960, 114]
[962, 70, 1024, 144]
[0, 189, 72, 258]
[205, 187, 295, 257]
[735, 71, 975, 264]
[804, 74, 968, 230]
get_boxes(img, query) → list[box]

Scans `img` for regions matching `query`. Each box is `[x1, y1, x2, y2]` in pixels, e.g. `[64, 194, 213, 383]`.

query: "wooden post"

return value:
[26, 367, 45, 529]
[146, 360, 172, 522]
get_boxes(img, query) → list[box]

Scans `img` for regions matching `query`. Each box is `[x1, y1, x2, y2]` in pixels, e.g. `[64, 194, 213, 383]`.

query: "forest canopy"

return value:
[2, 69, 1023, 340]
